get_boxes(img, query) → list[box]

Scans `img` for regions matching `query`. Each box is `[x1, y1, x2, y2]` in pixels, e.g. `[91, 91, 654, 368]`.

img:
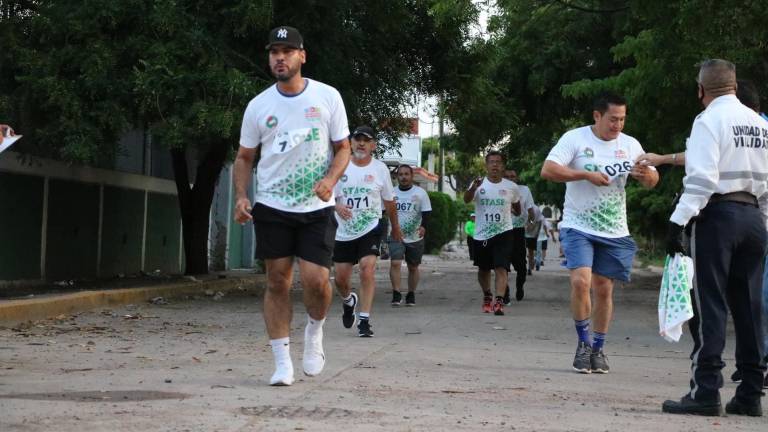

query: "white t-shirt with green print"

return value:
[511, 184, 535, 229]
[472, 178, 521, 241]
[392, 185, 432, 243]
[546, 125, 650, 238]
[239, 78, 350, 213]
[334, 159, 394, 241]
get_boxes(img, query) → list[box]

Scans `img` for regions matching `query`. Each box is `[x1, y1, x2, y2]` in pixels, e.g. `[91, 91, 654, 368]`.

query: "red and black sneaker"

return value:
[482, 295, 493, 313]
[493, 298, 504, 316]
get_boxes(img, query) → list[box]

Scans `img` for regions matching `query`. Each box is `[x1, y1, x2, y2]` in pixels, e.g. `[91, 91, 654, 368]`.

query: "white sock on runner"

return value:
[269, 337, 294, 386]
[303, 315, 326, 376]
[359, 312, 370, 320]
[305, 314, 325, 339]
[343, 294, 356, 306]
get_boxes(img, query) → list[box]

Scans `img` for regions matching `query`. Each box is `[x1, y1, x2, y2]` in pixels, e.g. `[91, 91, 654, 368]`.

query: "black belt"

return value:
[708, 192, 758, 207]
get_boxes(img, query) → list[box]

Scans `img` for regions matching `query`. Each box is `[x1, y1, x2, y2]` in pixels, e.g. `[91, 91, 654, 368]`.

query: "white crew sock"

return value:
[358, 312, 370, 320]
[343, 293, 356, 306]
[303, 315, 326, 376]
[269, 337, 294, 386]
[305, 314, 326, 340]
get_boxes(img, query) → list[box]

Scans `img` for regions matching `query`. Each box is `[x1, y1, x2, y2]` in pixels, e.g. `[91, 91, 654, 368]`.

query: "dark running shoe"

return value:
[342, 292, 358, 329]
[493, 298, 504, 316]
[725, 397, 762, 417]
[405, 291, 415, 306]
[731, 369, 742, 382]
[572, 341, 592, 374]
[590, 349, 609, 374]
[391, 290, 403, 307]
[503, 288, 511, 306]
[515, 282, 524, 301]
[662, 394, 722, 416]
[357, 319, 374, 337]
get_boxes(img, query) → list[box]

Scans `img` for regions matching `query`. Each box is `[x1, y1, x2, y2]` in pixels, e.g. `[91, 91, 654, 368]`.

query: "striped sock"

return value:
[574, 318, 591, 344]
[343, 294, 356, 306]
[592, 332, 606, 351]
[358, 312, 370, 321]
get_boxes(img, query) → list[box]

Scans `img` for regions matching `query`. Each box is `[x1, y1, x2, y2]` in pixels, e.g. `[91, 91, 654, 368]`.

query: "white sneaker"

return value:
[269, 359, 295, 386]
[303, 326, 326, 376]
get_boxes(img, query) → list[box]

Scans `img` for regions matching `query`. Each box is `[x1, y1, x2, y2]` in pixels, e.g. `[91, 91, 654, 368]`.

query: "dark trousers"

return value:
[687, 201, 766, 403]
[510, 227, 527, 288]
[467, 236, 474, 261]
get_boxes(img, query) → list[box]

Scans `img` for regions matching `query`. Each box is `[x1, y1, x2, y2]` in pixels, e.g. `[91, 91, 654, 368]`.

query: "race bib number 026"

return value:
[584, 159, 633, 180]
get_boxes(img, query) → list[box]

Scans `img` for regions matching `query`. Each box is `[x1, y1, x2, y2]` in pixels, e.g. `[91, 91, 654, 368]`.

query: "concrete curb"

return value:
[0, 275, 266, 326]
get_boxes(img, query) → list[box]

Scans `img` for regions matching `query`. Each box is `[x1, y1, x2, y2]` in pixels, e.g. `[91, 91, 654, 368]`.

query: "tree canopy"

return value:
[0, 0, 477, 273]
[440, 0, 768, 244]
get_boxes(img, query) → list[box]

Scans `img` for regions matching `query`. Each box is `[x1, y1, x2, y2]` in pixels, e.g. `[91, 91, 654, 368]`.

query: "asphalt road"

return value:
[0, 248, 764, 431]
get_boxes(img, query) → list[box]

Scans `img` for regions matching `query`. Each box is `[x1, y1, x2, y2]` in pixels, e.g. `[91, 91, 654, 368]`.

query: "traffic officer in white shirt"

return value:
[662, 59, 767, 417]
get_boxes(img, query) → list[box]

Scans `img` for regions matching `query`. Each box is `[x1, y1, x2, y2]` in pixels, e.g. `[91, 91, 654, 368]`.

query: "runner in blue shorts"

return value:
[541, 92, 659, 374]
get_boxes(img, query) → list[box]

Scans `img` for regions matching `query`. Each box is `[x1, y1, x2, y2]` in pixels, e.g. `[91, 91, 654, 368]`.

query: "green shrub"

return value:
[424, 191, 460, 254]
[457, 201, 474, 222]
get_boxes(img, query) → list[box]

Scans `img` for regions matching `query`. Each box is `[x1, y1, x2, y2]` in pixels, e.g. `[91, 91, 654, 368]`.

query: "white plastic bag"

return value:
[658, 253, 694, 342]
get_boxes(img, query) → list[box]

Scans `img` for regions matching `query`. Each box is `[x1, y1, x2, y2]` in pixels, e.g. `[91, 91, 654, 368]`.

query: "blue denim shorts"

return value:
[560, 228, 637, 282]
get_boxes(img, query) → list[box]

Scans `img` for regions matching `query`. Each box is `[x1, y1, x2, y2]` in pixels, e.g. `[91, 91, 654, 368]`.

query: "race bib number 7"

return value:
[272, 127, 320, 153]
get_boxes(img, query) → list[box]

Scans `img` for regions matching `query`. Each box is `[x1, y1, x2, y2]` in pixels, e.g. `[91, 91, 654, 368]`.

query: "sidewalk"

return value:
[0, 271, 266, 326]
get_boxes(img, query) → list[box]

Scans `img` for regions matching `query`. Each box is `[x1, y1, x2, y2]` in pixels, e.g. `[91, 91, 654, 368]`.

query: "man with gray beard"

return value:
[333, 126, 403, 337]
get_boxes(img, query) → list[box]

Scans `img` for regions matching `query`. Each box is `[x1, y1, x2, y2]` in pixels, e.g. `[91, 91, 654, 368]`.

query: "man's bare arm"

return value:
[313, 138, 351, 201]
[233, 146, 258, 223]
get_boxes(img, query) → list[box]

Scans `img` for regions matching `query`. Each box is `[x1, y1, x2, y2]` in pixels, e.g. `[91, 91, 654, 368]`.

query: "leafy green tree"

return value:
[443, 0, 768, 248]
[422, 135, 484, 193]
[1, 0, 477, 275]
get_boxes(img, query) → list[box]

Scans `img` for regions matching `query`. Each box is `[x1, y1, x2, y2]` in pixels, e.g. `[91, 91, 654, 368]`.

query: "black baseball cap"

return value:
[265, 26, 304, 50]
[352, 126, 375, 139]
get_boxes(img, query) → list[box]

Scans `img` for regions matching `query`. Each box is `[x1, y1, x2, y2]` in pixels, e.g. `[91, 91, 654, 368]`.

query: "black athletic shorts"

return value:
[473, 230, 514, 271]
[525, 237, 538, 250]
[252, 203, 337, 268]
[333, 227, 382, 265]
[540, 240, 548, 250]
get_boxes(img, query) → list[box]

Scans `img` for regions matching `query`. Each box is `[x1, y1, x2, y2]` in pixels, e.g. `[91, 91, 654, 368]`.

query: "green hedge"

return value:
[424, 191, 460, 254]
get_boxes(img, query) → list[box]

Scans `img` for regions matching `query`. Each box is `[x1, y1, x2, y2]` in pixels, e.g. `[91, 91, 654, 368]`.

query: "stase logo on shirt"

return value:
[583, 147, 594, 158]
[304, 107, 322, 121]
[340, 174, 348, 183]
[479, 188, 486, 195]
[266, 115, 278, 129]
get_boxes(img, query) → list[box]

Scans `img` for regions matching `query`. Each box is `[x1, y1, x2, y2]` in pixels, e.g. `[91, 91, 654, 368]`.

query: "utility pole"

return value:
[437, 95, 444, 192]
